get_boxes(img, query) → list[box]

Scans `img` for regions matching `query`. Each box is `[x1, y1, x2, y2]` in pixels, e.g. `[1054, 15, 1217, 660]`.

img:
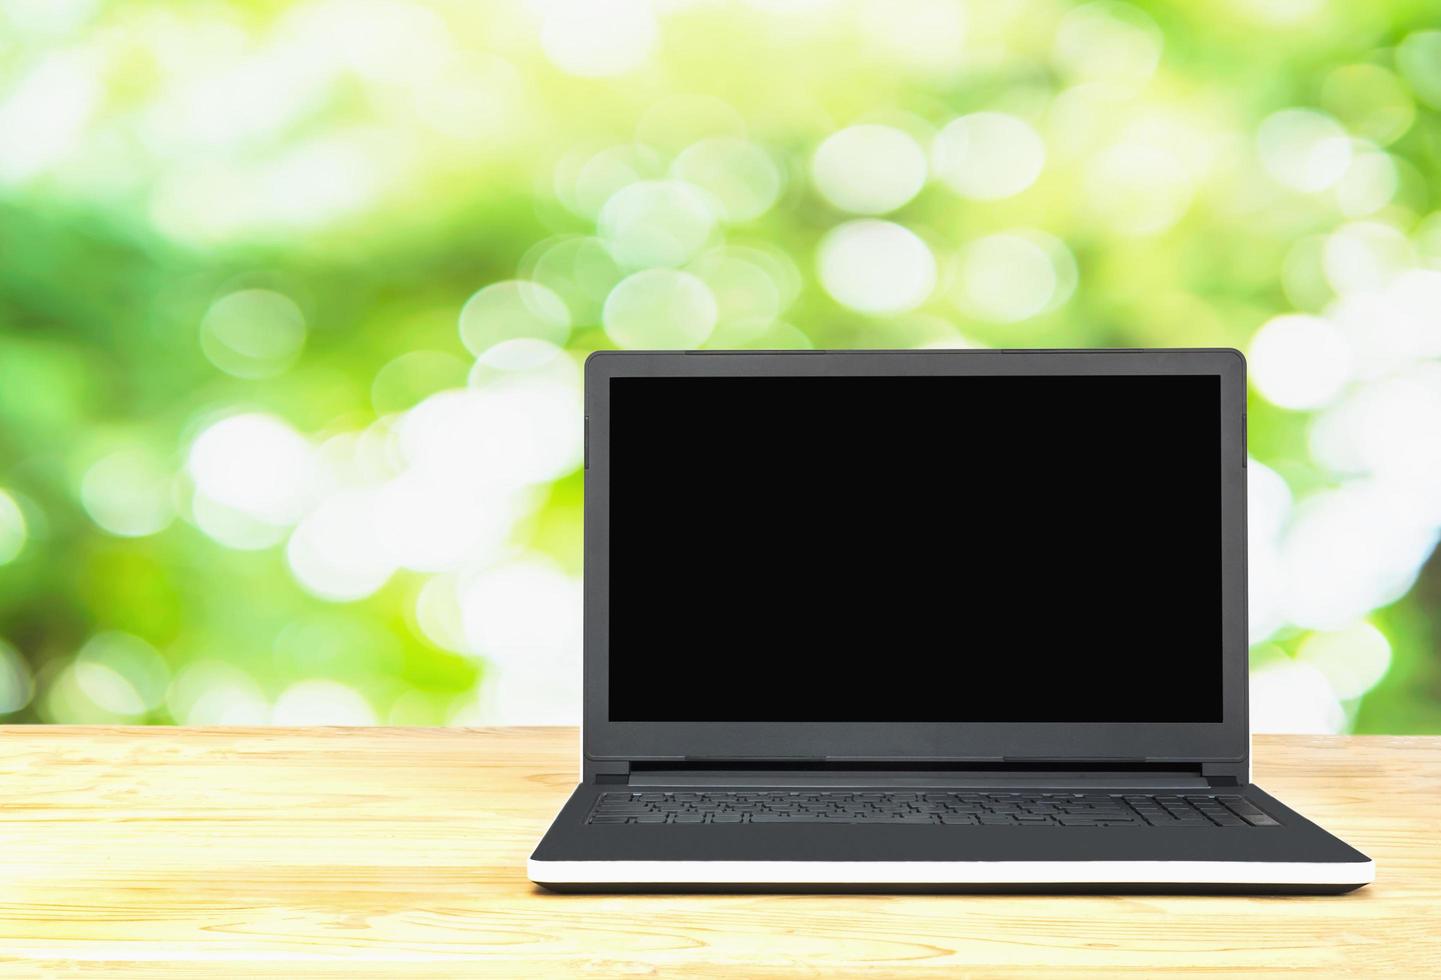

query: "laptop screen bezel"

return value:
[582, 349, 1248, 768]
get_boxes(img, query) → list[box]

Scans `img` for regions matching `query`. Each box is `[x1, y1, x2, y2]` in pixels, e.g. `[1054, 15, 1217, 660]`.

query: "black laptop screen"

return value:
[607, 374, 1223, 722]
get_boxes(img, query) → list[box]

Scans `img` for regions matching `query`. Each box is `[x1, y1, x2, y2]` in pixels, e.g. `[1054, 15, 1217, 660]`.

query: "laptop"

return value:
[529, 348, 1374, 893]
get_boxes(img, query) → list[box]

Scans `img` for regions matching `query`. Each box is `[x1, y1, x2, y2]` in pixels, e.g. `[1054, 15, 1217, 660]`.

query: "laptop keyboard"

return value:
[585, 791, 1279, 827]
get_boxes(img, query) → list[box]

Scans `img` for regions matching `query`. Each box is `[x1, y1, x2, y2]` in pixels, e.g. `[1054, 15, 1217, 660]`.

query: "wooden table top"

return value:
[0, 728, 1435, 977]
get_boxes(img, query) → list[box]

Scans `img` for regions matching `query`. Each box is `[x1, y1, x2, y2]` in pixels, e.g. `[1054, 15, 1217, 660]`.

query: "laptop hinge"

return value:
[1200, 760, 1247, 787]
[585, 759, 631, 784]
[629, 771, 1211, 788]
[627, 760, 1213, 789]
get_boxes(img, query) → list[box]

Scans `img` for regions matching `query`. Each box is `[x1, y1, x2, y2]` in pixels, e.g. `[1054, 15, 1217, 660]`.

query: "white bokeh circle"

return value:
[817, 220, 936, 315]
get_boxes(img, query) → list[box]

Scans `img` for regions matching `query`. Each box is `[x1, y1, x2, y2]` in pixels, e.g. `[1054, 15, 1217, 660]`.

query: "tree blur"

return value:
[0, 0, 1439, 731]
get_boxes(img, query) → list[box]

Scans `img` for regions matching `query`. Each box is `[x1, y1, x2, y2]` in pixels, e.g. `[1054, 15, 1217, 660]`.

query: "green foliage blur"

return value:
[0, 0, 1439, 730]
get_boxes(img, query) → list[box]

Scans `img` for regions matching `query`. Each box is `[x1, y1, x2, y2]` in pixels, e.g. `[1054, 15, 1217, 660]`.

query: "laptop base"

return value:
[529, 783, 1373, 895]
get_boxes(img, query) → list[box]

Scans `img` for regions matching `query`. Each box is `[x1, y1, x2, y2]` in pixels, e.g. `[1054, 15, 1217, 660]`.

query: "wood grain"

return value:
[0, 728, 1435, 977]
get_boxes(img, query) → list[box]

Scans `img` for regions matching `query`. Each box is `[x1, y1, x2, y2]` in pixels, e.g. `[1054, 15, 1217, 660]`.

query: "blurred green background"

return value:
[0, 0, 1439, 731]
